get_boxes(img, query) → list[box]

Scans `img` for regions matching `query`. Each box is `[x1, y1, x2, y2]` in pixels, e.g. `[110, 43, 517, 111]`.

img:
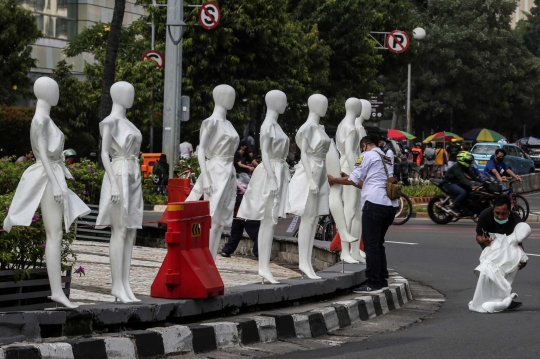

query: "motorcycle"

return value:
[427, 179, 503, 224]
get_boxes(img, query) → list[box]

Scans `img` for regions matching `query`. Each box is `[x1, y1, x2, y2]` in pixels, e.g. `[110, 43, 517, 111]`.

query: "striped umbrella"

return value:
[387, 129, 416, 141]
[462, 128, 505, 142]
[423, 131, 463, 143]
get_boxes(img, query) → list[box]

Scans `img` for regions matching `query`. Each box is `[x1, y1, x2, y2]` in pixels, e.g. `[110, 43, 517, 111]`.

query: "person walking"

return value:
[16, 148, 33, 162]
[328, 134, 397, 294]
[434, 143, 447, 178]
[423, 143, 436, 179]
[179, 136, 193, 159]
[411, 142, 423, 180]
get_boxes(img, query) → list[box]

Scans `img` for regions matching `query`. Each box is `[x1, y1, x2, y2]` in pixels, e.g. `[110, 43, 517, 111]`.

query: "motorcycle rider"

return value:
[441, 151, 482, 217]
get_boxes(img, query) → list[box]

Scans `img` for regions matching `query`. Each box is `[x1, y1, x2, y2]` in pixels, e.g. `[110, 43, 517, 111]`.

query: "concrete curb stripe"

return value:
[372, 295, 384, 316]
[201, 322, 239, 349]
[231, 319, 260, 345]
[5, 346, 42, 359]
[356, 299, 370, 321]
[33, 343, 74, 359]
[103, 338, 136, 359]
[187, 325, 217, 353]
[330, 304, 352, 328]
[378, 293, 390, 314]
[148, 325, 193, 354]
[355, 296, 376, 319]
[291, 314, 312, 338]
[334, 300, 360, 322]
[67, 338, 107, 359]
[311, 307, 340, 332]
[124, 330, 165, 358]
[261, 313, 295, 339]
[405, 282, 413, 300]
[301, 311, 327, 337]
[0, 348, 3, 359]
[252, 316, 277, 343]
[391, 288, 401, 308]
[384, 290, 396, 311]
[390, 284, 405, 306]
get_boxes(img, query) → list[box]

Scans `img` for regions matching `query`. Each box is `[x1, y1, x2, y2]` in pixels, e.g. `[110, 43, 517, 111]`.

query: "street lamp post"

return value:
[406, 27, 426, 136]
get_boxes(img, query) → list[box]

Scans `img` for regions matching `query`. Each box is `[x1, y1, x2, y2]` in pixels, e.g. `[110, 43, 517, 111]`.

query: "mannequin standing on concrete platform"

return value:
[3, 77, 91, 309]
[96, 81, 144, 304]
[186, 85, 240, 259]
[237, 90, 290, 284]
[288, 94, 331, 279]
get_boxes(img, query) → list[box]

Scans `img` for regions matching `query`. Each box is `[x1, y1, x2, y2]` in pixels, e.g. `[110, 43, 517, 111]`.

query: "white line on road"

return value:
[526, 253, 540, 257]
[386, 241, 419, 245]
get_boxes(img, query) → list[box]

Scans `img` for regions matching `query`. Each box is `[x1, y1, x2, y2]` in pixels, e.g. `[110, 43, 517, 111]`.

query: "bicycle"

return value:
[505, 178, 530, 221]
[393, 193, 413, 225]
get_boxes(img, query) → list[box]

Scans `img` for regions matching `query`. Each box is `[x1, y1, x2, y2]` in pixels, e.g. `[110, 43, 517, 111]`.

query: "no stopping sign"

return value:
[199, 2, 221, 30]
[386, 30, 410, 54]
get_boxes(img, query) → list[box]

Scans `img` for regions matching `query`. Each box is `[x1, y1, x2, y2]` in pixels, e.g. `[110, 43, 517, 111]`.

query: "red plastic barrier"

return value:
[151, 201, 224, 299]
[329, 233, 363, 252]
[158, 178, 192, 227]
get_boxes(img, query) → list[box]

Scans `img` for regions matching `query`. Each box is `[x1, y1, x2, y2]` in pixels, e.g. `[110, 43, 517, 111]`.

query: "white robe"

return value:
[469, 233, 528, 313]
[3, 116, 90, 233]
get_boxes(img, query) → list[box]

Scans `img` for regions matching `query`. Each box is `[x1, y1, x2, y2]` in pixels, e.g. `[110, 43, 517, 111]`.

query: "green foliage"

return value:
[401, 184, 443, 198]
[0, 0, 41, 105]
[64, 159, 105, 204]
[174, 155, 201, 180]
[141, 177, 168, 205]
[0, 106, 35, 158]
[0, 156, 33, 195]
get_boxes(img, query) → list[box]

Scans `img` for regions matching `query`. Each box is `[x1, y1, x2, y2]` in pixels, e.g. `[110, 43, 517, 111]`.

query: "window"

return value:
[18, 0, 77, 40]
[472, 145, 498, 156]
[504, 146, 518, 157]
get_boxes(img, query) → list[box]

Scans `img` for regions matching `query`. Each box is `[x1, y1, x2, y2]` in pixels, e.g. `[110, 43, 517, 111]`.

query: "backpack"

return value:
[425, 150, 436, 161]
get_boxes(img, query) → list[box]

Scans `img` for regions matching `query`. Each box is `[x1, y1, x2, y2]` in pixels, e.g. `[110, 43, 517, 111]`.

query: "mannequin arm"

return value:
[298, 135, 318, 194]
[260, 135, 278, 195]
[36, 128, 63, 203]
[197, 126, 213, 195]
[100, 124, 120, 204]
[344, 132, 357, 170]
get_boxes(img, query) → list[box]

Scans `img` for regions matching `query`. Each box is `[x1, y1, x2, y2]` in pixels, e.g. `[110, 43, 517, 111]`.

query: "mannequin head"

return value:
[513, 222, 531, 243]
[359, 99, 371, 120]
[308, 94, 328, 118]
[213, 84, 235, 110]
[265, 90, 287, 114]
[345, 98, 362, 117]
[34, 77, 59, 106]
[110, 81, 135, 109]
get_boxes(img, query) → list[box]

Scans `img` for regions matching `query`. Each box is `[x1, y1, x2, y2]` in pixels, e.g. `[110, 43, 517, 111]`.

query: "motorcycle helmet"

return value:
[457, 151, 473, 166]
[63, 149, 76, 157]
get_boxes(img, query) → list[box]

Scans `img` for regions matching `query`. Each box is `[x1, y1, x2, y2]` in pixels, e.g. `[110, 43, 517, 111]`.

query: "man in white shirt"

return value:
[179, 137, 193, 159]
[328, 134, 397, 294]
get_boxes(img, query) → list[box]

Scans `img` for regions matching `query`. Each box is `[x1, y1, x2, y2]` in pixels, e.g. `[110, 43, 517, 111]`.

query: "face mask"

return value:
[493, 216, 509, 225]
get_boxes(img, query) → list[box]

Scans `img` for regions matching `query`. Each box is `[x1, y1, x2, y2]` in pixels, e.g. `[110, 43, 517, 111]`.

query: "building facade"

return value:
[18, 0, 146, 79]
[512, 0, 535, 27]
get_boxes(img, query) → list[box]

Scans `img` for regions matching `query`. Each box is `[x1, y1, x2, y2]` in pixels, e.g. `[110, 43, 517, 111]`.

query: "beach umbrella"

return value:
[462, 128, 505, 142]
[387, 129, 416, 141]
[516, 137, 540, 145]
[423, 131, 463, 143]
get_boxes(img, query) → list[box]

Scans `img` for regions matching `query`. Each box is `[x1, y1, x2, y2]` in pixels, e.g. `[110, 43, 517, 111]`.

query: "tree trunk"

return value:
[100, 0, 126, 121]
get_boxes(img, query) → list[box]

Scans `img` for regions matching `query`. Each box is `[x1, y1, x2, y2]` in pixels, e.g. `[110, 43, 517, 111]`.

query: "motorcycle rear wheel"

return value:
[428, 195, 453, 224]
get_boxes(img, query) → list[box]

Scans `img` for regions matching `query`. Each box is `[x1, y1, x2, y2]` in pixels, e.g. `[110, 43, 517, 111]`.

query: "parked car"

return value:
[527, 146, 540, 168]
[471, 142, 535, 175]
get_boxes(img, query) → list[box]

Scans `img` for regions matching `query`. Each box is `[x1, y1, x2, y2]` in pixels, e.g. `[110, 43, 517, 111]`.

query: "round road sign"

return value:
[386, 30, 410, 54]
[199, 2, 221, 30]
[142, 50, 165, 68]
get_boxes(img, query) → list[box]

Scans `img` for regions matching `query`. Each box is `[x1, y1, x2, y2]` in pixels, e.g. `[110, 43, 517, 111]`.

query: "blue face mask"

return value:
[494, 216, 509, 225]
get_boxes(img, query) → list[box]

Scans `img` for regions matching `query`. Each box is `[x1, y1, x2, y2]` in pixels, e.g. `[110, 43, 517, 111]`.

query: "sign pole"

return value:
[406, 63, 411, 135]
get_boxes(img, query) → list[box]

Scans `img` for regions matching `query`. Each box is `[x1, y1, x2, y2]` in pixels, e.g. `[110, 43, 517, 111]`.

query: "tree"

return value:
[0, 0, 41, 104]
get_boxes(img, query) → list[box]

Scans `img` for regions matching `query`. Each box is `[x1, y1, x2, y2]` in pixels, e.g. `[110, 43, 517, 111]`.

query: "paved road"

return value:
[272, 218, 540, 358]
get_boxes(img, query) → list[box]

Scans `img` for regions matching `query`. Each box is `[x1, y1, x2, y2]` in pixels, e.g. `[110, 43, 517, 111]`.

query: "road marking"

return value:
[526, 253, 540, 257]
[386, 241, 419, 245]
[415, 298, 446, 302]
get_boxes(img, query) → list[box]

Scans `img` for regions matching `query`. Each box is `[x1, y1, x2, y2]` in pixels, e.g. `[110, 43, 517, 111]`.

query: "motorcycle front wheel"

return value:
[428, 195, 453, 224]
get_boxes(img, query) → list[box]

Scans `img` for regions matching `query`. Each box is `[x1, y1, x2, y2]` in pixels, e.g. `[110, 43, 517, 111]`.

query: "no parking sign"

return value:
[199, 2, 221, 30]
[386, 30, 410, 54]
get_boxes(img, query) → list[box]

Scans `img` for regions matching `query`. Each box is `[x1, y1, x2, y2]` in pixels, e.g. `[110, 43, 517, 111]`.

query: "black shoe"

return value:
[220, 252, 231, 258]
[352, 285, 383, 294]
[504, 301, 522, 311]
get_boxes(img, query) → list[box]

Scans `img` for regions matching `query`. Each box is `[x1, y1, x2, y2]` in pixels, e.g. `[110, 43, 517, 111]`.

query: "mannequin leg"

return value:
[349, 204, 366, 263]
[210, 223, 225, 259]
[122, 228, 139, 302]
[298, 193, 321, 279]
[109, 206, 132, 303]
[329, 186, 358, 263]
[259, 199, 278, 283]
[40, 183, 78, 309]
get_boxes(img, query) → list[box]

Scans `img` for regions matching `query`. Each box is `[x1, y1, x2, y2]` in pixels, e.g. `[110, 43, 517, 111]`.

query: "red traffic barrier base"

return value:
[329, 233, 364, 252]
[158, 178, 192, 227]
[151, 200, 224, 299]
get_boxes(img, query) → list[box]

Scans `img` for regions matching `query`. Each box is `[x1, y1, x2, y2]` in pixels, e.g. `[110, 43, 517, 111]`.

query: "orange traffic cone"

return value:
[330, 233, 363, 252]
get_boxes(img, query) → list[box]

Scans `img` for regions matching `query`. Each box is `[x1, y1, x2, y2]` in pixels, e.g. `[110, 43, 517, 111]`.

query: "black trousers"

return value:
[222, 217, 259, 257]
[362, 201, 396, 289]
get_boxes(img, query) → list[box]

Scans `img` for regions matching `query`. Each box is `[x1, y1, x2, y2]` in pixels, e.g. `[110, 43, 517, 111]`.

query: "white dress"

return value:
[3, 116, 90, 233]
[237, 121, 290, 223]
[288, 124, 331, 216]
[469, 233, 528, 313]
[186, 117, 239, 227]
[95, 116, 143, 229]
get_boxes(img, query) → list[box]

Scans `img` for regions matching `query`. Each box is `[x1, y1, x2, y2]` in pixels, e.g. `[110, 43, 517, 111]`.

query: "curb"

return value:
[0, 279, 413, 358]
[143, 204, 167, 212]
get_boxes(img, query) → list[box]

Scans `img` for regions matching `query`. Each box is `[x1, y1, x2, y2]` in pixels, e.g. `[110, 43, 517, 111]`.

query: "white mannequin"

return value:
[348, 99, 372, 258]
[186, 85, 239, 259]
[288, 94, 331, 279]
[237, 90, 290, 284]
[97, 81, 143, 303]
[3, 77, 91, 309]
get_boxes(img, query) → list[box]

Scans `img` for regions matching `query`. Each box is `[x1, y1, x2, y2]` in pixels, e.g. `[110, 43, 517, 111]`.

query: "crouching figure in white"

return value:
[469, 222, 530, 313]
[288, 94, 331, 279]
[96, 81, 144, 303]
[237, 90, 290, 284]
[186, 84, 240, 259]
[3, 77, 91, 309]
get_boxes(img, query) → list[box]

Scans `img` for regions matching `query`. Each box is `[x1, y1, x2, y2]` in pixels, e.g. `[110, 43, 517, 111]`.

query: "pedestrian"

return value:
[482, 149, 522, 183]
[434, 143, 447, 179]
[234, 140, 253, 175]
[475, 195, 526, 310]
[446, 141, 461, 169]
[152, 154, 169, 194]
[328, 134, 397, 294]
[246, 131, 255, 152]
[179, 136, 193, 159]
[411, 142, 423, 180]
[16, 148, 33, 162]
[423, 143, 435, 179]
